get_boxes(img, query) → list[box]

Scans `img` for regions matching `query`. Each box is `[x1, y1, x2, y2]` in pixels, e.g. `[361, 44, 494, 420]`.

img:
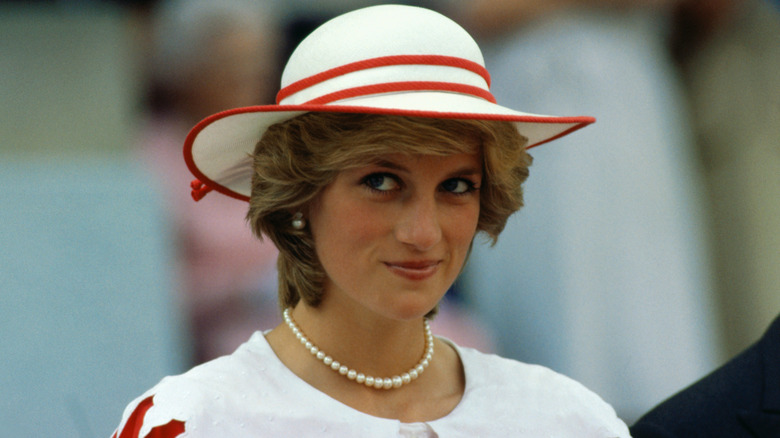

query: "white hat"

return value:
[185, 4, 595, 201]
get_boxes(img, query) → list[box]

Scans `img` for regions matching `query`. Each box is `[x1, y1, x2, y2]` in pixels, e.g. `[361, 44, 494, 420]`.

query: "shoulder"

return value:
[457, 344, 609, 406]
[112, 332, 271, 438]
[452, 343, 631, 437]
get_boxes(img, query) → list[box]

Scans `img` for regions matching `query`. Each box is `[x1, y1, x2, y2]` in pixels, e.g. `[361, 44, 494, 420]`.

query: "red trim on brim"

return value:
[525, 123, 591, 150]
[183, 103, 596, 202]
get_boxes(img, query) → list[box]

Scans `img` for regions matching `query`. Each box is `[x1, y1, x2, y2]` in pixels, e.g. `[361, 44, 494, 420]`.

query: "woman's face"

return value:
[308, 151, 482, 322]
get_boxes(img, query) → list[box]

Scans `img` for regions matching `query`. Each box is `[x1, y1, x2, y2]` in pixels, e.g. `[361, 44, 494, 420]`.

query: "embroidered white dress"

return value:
[114, 332, 630, 437]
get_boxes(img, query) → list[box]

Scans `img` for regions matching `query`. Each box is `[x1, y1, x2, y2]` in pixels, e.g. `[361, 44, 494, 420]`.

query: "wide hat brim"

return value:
[183, 5, 595, 202]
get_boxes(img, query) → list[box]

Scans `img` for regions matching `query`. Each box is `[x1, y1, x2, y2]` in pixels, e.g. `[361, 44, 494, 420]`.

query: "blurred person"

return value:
[668, 0, 780, 358]
[630, 312, 780, 437]
[138, 0, 283, 363]
[112, 6, 631, 437]
[443, 0, 722, 422]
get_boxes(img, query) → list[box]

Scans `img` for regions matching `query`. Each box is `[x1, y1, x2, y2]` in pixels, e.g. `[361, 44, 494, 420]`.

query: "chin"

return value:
[381, 296, 442, 322]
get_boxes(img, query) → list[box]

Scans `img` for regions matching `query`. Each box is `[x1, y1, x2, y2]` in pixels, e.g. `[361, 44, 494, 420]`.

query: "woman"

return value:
[113, 5, 630, 437]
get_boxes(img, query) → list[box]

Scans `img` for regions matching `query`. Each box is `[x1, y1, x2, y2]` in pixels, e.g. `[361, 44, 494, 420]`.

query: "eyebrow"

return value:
[371, 158, 482, 179]
[372, 159, 406, 172]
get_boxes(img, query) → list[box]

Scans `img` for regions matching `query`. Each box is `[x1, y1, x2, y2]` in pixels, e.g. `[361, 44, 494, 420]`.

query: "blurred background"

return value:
[1, 0, 777, 436]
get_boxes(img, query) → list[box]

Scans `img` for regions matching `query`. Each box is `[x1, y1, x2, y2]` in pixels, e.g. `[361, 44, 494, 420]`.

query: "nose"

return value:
[394, 194, 442, 251]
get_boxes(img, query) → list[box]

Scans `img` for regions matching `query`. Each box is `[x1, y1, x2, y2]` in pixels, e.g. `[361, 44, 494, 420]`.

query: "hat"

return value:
[185, 4, 595, 202]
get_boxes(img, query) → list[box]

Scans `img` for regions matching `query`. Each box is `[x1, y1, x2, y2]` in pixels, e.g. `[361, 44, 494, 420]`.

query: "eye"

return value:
[363, 173, 400, 192]
[441, 178, 478, 195]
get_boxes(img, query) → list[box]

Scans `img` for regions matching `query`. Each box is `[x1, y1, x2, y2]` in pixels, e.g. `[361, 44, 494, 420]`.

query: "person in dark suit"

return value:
[631, 313, 780, 437]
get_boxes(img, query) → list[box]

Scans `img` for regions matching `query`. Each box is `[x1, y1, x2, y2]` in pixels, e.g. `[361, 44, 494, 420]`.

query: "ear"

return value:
[299, 195, 320, 222]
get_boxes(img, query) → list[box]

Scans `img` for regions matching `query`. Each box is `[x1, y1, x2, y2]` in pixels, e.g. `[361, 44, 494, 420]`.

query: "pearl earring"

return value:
[291, 212, 306, 230]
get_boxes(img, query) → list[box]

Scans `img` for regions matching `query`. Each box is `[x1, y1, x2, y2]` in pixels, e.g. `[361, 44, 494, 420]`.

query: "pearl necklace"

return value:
[282, 308, 434, 390]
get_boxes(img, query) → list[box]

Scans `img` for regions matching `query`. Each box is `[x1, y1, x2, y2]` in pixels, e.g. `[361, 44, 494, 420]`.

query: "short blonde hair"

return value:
[247, 113, 532, 310]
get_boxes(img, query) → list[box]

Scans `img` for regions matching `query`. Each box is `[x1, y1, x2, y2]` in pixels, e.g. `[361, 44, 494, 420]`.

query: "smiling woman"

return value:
[307, 146, 482, 321]
[112, 4, 630, 437]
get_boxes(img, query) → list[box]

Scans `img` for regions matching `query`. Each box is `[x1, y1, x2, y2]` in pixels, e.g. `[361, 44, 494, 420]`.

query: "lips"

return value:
[384, 260, 441, 280]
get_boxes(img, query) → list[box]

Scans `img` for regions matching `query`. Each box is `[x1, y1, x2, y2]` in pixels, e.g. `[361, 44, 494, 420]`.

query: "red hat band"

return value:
[276, 54, 495, 106]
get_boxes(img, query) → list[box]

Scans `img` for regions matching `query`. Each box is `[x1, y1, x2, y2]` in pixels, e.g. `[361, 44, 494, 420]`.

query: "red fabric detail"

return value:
[303, 81, 497, 105]
[115, 396, 185, 438]
[190, 179, 213, 201]
[276, 54, 491, 104]
[148, 421, 185, 438]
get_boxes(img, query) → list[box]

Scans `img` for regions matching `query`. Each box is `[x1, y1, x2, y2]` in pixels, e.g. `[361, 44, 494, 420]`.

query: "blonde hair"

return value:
[246, 113, 532, 310]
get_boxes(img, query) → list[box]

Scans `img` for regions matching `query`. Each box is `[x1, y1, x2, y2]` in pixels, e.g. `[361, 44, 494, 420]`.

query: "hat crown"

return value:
[278, 5, 489, 105]
[184, 5, 595, 202]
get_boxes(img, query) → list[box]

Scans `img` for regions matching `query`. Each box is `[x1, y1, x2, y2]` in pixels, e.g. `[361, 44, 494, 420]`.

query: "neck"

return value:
[289, 303, 430, 379]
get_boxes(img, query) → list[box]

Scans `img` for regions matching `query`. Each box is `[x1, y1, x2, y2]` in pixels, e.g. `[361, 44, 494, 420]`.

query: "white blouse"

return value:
[115, 332, 631, 437]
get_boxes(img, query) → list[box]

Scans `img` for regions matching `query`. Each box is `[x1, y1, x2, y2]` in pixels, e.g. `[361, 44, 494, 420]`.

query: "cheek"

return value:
[447, 204, 480, 245]
[313, 201, 389, 261]
[338, 204, 391, 250]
